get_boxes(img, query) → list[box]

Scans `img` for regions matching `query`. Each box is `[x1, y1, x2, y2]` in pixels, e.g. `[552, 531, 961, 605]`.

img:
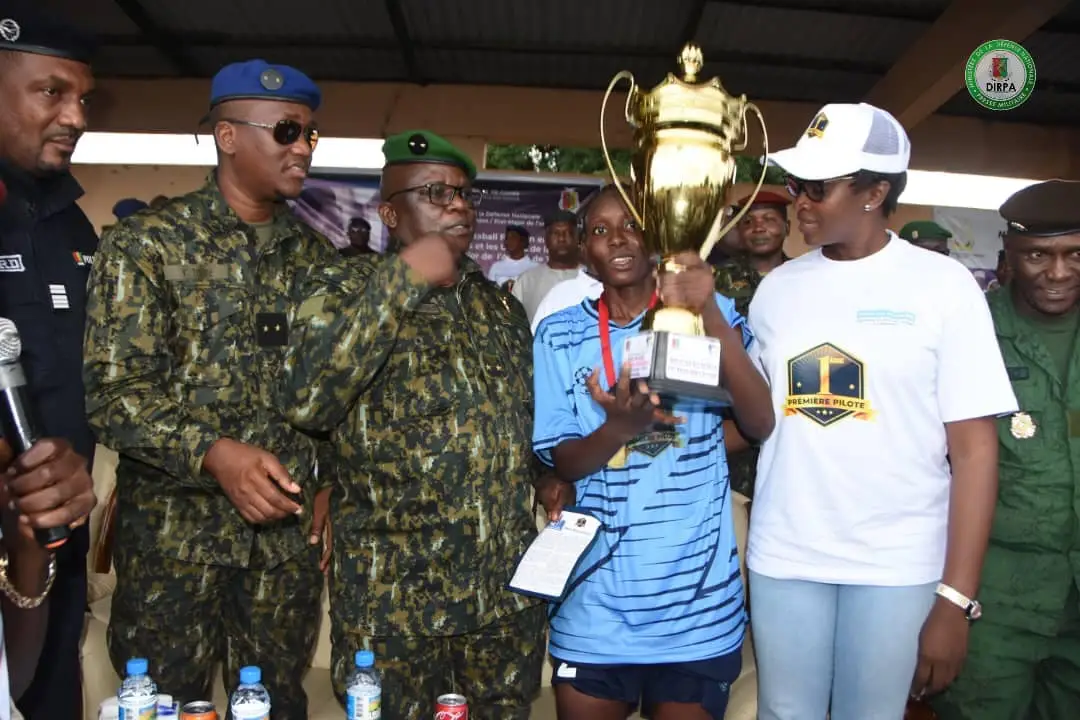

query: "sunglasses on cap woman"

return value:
[785, 175, 855, 203]
[220, 117, 320, 150]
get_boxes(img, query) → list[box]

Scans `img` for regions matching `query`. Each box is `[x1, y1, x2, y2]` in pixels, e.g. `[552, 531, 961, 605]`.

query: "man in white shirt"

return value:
[486, 225, 537, 288]
[511, 211, 582, 322]
[530, 267, 603, 333]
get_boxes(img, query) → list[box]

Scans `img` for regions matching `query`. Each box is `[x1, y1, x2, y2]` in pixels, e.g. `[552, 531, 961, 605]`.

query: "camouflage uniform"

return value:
[83, 175, 338, 719]
[714, 253, 767, 498]
[283, 251, 544, 720]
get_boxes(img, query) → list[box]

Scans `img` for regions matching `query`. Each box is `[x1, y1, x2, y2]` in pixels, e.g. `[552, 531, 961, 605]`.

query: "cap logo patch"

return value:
[259, 69, 284, 91]
[911, 230, 920, 240]
[0, 19, 20, 43]
[408, 133, 429, 155]
[806, 112, 828, 139]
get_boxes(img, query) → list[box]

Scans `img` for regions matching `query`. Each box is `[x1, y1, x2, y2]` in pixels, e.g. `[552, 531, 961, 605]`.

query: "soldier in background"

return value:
[899, 220, 953, 256]
[340, 216, 374, 257]
[283, 130, 544, 720]
[83, 60, 336, 717]
[714, 190, 791, 498]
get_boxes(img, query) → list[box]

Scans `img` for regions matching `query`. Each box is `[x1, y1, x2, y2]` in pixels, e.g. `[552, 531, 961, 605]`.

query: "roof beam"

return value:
[384, 0, 424, 84]
[863, 0, 1071, 129]
[111, 0, 200, 76]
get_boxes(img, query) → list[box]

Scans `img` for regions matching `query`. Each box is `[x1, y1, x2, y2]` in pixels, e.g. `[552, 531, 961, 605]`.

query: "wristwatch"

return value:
[936, 583, 983, 621]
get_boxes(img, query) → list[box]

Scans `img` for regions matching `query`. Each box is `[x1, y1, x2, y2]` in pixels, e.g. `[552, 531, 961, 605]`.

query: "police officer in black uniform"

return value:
[0, 4, 98, 717]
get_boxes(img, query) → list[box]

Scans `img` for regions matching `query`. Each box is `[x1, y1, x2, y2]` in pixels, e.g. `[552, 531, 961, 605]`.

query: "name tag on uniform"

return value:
[163, 263, 231, 282]
[256, 312, 288, 347]
[49, 284, 69, 310]
[1007, 366, 1030, 381]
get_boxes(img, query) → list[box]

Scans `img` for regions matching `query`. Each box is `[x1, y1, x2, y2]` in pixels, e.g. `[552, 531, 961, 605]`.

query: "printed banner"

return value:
[290, 172, 604, 274]
[932, 206, 1005, 290]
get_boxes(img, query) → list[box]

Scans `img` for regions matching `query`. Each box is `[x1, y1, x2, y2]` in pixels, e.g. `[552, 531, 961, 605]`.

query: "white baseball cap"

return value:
[767, 103, 911, 181]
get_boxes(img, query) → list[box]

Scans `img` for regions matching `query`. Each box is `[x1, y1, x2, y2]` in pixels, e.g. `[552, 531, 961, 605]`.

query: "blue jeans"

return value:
[750, 571, 937, 720]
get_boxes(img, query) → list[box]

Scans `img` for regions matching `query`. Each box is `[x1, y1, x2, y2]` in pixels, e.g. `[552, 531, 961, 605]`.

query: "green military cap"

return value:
[381, 130, 477, 181]
[1000, 180, 1080, 237]
[898, 220, 952, 242]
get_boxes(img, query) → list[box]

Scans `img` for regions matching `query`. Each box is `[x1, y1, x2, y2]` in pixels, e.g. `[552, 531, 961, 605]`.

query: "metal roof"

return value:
[40, 0, 1080, 126]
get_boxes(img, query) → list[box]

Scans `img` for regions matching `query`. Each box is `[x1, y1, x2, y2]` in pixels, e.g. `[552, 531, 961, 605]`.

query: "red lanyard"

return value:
[597, 292, 658, 387]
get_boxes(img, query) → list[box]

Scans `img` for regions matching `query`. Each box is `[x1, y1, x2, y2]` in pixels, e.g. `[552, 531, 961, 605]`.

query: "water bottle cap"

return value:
[126, 658, 148, 675]
[239, 666, 261, 684]
[355, 650, 375, 668]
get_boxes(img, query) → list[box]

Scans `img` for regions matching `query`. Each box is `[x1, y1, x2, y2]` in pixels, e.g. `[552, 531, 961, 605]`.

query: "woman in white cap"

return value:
[744, 102, 1019, 719]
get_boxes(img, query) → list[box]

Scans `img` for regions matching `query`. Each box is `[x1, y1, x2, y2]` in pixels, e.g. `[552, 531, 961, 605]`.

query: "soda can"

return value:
[179, 701, 218, 720]
[434, 694, 468, 720]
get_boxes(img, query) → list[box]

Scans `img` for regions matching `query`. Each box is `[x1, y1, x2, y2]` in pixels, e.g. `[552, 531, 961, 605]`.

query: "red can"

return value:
[180, 701, 218, 720]
[434, 693, 469, 720]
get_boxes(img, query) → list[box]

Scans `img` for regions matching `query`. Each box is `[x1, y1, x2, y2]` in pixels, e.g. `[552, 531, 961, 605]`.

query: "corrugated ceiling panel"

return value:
[712, 63, 878, 104]
[89, 45, 182, 78]
[938, 88, 1080, 126]
[189, 46, 405, 81]
[138, 0, 395, 39]
[36, 0, 142, 34]
[401, 0, 693, 50]
[415, 49, 673, 89]
[1023, 32, 1080, 84]
[698, 3, 925, 68]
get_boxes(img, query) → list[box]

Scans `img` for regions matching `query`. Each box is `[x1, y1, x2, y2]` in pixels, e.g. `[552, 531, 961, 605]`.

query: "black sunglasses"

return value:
[785, 175, 855, 203]
[221, 118, 319, 149]
[385, 182, 484, 208]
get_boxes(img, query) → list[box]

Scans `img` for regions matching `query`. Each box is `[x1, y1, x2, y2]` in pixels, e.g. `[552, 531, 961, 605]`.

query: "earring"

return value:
[863, 204, 872, 212]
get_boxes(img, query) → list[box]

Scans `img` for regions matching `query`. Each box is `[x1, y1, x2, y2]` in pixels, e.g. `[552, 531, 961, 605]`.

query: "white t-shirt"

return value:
[530, 269, 604, 333]
[486, 256, 538, 287]
[511, 265, 582, 322]
[747, 235, 1017, 586]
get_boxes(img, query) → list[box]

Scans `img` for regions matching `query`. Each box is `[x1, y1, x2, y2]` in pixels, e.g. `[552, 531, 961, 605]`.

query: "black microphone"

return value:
[0, 318, 70, 550]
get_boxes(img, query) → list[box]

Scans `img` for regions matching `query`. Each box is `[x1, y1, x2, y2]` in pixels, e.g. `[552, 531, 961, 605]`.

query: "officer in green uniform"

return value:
[83, 60, 337, 717]
[899, 219, 953, 256]
[932, 180, 1080, 720]
[283, 130, 544, 720]
[714, 190, 791, 498]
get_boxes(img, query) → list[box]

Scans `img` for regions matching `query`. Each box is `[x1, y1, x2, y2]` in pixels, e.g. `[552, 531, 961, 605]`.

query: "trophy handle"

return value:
[600, 71, 645, 229]
[699, 102, 770, 262]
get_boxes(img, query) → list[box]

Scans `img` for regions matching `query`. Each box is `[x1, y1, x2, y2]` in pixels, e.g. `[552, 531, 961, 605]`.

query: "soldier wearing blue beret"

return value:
[84, 58, 339, 718]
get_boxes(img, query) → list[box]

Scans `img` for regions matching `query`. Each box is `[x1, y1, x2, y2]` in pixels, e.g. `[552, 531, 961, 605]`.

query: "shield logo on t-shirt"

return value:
[783, 342, 875, 427]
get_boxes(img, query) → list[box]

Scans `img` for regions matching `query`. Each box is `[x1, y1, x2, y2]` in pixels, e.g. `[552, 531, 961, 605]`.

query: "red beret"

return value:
[735, 190, 791, 209]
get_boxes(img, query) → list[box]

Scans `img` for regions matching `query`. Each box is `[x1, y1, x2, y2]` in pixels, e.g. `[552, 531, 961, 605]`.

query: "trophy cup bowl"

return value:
[600, 43, 769, 402]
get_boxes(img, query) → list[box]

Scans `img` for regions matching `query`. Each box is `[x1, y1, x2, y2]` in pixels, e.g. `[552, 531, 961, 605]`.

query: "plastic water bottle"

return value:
[117, 658, 157, 720]
[346, 650, 382, 719]
[230, 666, 271, 720]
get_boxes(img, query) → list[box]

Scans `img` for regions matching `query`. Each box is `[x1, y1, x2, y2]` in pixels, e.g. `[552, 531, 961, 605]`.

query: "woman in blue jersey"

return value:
[532, 186, 774, 720]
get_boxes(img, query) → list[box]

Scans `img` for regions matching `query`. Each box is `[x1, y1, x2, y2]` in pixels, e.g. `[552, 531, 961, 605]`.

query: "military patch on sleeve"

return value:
[1006, 366, 1030, 381]
[256, 312, 288, 347]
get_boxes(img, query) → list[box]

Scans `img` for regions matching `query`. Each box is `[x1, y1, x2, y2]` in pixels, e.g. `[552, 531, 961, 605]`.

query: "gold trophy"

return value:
[600, 43, 769, 402]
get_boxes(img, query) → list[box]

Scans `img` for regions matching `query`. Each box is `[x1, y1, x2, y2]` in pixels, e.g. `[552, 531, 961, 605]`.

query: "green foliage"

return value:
[486, 143, 786, 185]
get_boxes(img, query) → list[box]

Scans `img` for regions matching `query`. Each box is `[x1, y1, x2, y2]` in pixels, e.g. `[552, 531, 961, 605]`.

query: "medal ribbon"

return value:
[597, 291, 658, 387]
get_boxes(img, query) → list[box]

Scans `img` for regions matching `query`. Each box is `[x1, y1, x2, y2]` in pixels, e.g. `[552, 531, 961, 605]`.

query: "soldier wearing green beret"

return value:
[933, 180, 1080, 720]
[283, 130, 544, 719]
[899, 220, 953, 256]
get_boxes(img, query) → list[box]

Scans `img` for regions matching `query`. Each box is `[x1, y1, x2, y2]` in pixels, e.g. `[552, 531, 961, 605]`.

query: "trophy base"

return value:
[622, 329, 731, 405]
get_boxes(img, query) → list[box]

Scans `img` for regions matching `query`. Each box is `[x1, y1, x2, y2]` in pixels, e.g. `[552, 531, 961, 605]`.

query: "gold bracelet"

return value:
[0, 549, 56, 609]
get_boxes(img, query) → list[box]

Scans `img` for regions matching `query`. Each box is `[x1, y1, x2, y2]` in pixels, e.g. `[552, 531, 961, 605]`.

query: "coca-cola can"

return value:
[434, 693, 469, 720]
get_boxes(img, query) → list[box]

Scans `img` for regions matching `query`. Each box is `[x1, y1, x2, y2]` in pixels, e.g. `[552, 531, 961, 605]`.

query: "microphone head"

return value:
[0, 319, 22, 363]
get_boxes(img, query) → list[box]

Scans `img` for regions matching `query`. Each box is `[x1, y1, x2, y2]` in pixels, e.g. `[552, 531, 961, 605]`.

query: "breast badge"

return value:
[1010, 411, 1036, 439]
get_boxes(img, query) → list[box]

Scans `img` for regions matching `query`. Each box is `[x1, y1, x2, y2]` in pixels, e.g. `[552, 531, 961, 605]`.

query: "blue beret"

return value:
[209, 59, 321, 111]
[112, 198, 149, 220]
[0, 1, 96, 63]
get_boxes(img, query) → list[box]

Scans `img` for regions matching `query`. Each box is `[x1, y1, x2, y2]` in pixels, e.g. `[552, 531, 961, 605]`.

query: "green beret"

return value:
[1000, 180, 1080, 238]
[381, 130, 477, 181]
[899, 220, 952, 242]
